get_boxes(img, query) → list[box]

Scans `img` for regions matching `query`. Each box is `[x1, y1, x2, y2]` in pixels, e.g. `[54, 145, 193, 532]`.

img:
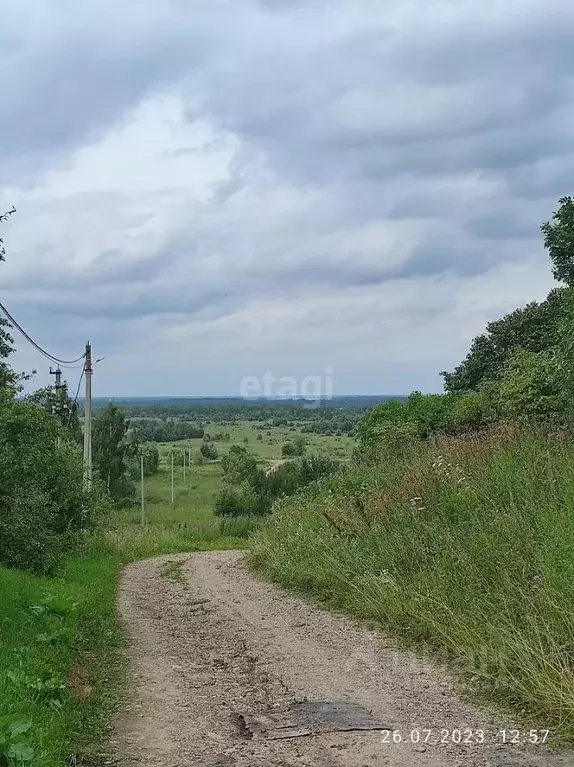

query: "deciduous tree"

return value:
[441, 289, 565, 394]
[542, 196, 574, 285]
[93, 403, 134, 503]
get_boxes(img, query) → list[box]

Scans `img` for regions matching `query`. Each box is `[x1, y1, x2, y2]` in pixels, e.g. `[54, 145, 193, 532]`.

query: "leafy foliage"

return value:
[199, 441, 218, 460]
[0, 715, 34, 763]
[494, 350, 563, 423]
[441, 289, 565, 394]
[281, 435, 307, 457]
[0, 399, 101, 574]
[358, 391, 456, 450]
[92, 403, 135, 505]
[129, 418, 204, 443]
[26, 383, 82, 444]
[220, 446, 258, 484]
[0, 320, 18, 396]
[0, 210, 106, 574]
[360, 199, 574, 451]
[215, 454, 339, 518]
[542, 196, 574, 285]
[214, 485, 260, 518]
[127, 442, 160, 479]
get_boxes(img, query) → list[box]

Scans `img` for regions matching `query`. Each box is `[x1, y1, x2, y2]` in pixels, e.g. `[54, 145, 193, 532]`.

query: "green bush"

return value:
[0, 400, 103, 574]
[214, 486, 257, 517]
[215, 455, 340, 518]
[494, 350, 564, 423]
[220, 447, 258, 484]
[200, 442, 218, 460]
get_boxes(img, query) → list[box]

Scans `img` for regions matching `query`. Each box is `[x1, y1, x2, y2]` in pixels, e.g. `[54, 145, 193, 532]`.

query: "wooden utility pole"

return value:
[183, 447, 186, 481]
[171, 449, 175, 504]
[83, 342, 93, 491]
[140, 451, 145, 526]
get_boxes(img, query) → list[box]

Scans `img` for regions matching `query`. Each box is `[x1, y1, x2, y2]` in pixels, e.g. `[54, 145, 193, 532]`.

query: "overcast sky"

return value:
[1, 0, 569, 397]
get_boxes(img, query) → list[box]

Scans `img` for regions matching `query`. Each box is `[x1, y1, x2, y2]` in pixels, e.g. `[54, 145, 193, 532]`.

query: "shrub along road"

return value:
[111, 551, 570, 767]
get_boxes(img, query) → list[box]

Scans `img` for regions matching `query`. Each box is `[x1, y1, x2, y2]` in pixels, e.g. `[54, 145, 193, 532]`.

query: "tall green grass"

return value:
[0, 545, 122, 765]
[250, 428, 574, 743]
[104, 524, 247, 561]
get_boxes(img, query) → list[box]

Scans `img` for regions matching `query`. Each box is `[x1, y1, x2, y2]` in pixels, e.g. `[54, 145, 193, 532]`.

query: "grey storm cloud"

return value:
[1, 0, 572, 394]
[1, 3, 208, 181]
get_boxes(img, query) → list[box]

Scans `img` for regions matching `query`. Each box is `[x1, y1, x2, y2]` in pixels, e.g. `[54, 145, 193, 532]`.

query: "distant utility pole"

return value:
[140, 451, 145, 527]
[83, 342, 93, 491]
[49, 366, 63, 448]
[183, 447, 186, 481]
[171, 450, 175, 504]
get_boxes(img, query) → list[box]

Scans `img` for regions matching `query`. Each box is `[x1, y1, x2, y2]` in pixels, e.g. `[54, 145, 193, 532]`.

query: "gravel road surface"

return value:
[111, 551, 571, 767]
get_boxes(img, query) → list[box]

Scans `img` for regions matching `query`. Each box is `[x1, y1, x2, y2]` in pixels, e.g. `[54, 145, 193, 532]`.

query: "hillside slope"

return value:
[250, 429, 574, 745]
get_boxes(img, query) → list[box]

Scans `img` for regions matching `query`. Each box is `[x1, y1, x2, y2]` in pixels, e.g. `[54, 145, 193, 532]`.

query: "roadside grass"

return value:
[104, 526, 245, 561]
[250, 428, 574, 745]
[106, 460, 255, 560]
[0, 544, 122, 766]
[159, 558, 186, 584]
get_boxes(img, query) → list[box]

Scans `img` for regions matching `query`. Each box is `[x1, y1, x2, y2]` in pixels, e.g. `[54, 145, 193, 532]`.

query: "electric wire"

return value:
[67, 367, 85, 426]
[0, 299, 85, 366]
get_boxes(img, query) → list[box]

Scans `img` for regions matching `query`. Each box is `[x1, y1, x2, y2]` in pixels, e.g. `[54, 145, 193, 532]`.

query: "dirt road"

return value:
[111, 551, 571, 767]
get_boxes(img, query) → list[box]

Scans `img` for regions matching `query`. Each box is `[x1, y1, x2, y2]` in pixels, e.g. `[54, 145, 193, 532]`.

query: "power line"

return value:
[0, 299, 85, 366]
[68, 367, 85, 426]
[73, 370, 84, 406]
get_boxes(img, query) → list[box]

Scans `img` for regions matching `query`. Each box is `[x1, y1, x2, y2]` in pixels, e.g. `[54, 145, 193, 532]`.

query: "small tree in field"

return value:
[93, 403, 135, 504]
[293, 434, 307, 456]
[200, 441, 218, 460]
[193, 450, 206, 466]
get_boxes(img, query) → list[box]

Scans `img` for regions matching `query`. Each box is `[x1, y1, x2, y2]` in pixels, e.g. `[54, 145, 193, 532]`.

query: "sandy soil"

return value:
[111, 551, 572, 767]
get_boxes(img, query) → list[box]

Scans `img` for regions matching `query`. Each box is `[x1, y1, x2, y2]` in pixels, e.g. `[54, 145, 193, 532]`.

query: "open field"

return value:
[105, 422, 352, 560]
[128, 420, 354, 530]
[156, 420, 355, 462]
